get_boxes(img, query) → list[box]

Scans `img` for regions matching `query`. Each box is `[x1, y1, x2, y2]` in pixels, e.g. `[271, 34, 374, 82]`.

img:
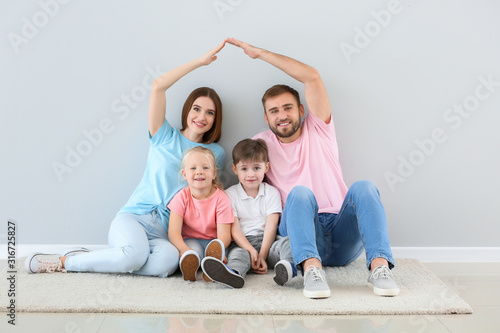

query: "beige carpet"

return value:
[1, 258, 472, 315]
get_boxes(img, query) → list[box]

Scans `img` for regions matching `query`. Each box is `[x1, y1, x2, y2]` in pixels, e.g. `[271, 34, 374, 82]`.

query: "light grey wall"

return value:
[1, 0, 499, 247]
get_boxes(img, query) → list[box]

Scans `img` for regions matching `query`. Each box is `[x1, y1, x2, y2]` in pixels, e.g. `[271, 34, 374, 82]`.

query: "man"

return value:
[226, 38, 399, 299]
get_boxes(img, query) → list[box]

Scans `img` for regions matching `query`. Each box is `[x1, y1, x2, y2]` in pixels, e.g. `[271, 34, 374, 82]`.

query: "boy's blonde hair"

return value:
[181, 146, 224, 190]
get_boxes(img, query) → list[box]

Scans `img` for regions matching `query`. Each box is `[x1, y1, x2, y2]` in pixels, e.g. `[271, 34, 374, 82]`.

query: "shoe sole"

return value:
[203, 240, 224, 282]
[273, 262, 291, 286]
[180, 254, 199, 281]
[205, 240, 224, 261]
[369, 282, 400, 296]
[303, 289, 331, 299]
[202, 258, 244, 289]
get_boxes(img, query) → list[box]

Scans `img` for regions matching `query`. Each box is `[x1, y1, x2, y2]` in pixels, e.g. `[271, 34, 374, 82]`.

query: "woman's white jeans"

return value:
[65, 210, 179, 277]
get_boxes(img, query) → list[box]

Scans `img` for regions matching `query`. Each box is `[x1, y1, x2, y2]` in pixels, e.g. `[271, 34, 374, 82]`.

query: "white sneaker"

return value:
[203, 239, 225, 282]
[201, 257, 244, 289]
[62, 247, 90, 257]
[25, 253, 66, 274]
[180, 250, 200, 281]
[303, 265, 330, 298]
[273, 260, 295, 286]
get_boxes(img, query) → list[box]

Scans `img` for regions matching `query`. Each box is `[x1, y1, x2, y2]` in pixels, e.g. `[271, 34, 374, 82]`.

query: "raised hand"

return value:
[225, 37, 262, 59]
[198, 40, 226, 66]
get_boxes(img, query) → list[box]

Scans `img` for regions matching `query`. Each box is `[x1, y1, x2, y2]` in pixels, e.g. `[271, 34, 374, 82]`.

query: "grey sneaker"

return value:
[201, 257, 244, 289]
[25, 253, 66, 274]
[368, 265, 400, 296]
[273, 260, 295, 286]
[180, 250, 200, 281]
[62, 247, 90, 257]
[303, 265, 330, 298]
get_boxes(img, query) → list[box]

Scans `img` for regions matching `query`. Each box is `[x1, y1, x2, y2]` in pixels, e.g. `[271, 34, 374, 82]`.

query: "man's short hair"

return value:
[232, 138, 269, 165]
[261, 84, 301, 111]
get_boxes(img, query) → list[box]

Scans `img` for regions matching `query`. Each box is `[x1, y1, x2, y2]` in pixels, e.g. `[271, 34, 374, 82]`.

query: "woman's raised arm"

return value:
[148, 41, 226, 137]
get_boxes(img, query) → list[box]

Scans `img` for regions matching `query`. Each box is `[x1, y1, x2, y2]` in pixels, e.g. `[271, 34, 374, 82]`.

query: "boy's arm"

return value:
[226, 38, 332, 123]
[231, 217, 259, 262]
[168, 211, 191, 257]
[257, 212, 280, 263]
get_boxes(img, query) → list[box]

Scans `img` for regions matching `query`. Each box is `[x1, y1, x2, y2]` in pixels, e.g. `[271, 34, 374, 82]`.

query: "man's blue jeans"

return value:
[278, 180, 395, 271]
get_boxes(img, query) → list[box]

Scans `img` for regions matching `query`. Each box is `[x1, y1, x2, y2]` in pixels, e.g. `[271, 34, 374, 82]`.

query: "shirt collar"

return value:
[236, 182, 265, 200]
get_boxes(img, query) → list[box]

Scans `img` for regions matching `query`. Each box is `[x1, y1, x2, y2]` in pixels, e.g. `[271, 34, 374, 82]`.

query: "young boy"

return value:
[201, 138, 296, 288]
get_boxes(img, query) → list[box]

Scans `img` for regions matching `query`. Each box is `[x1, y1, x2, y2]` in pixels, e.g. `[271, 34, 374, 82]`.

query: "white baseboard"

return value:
[1, 245, 499, 262]
[391, 247, 500, 262]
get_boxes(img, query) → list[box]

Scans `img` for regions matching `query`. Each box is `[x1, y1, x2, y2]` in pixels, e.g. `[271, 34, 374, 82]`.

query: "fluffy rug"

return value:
[1, 258, 472, 315]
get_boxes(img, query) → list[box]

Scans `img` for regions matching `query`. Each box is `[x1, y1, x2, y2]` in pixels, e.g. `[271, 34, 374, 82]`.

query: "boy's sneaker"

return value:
[201, 257, 244, 289]
[25, 253, 66, 274]
[303, 265, 330, 298]
[368, 265, 400, 296]
[180, 250, 200, 281]
[273, 260, 296, 286]
[62, 247, 90, 257]
[203, 239, 225, 282]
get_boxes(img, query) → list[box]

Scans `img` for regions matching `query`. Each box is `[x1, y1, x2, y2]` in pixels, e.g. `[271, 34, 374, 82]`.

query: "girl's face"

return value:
[184, 96, 216, 142]
[182, 152, 216, 191]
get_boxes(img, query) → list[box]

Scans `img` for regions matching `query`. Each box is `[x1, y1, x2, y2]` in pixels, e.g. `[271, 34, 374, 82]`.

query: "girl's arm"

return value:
[168, 211, 191, 257]
[216, 222, 232, 249]
[149, 41, 226, 137]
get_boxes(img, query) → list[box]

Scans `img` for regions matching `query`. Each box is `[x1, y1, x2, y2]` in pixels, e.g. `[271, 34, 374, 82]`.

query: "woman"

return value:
[25, 41, 227, 278]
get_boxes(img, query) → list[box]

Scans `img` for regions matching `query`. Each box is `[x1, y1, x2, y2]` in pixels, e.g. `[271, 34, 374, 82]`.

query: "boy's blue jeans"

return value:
[278, 180, 395, 272]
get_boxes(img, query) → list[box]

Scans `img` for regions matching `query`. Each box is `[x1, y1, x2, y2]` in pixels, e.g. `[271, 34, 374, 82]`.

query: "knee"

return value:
[288, 185, 316, 204]
[155, 248, 180, 278]
[118, 245, 149, 272]
[350, 180, 379, 196]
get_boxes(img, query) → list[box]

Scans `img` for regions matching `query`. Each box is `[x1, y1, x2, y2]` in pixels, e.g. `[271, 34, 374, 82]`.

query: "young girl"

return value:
[168, 146, 234, 281]
[25, 42, 227, 278]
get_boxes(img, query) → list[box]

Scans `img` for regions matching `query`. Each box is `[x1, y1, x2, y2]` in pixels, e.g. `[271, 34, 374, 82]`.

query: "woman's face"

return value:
[184, 96, 216, 141]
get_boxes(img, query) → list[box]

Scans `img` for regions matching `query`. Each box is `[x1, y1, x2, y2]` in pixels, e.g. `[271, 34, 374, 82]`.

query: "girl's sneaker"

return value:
[180, 250, 200, 281]
[201, 257, 244, 289]
[25, 253, 66, 274]
[203, 239, 225, 282]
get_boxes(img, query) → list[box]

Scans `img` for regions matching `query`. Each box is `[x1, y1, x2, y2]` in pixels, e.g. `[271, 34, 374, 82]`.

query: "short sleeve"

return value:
[216, 191, 234, 224]
[167, 188, 187, 217]
[149, 119, 175, 146]
[265, 183, 283, 215]
[225, 186, 239, 218]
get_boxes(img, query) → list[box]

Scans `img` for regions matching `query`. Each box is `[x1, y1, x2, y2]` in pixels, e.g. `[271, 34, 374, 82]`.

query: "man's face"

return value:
[264, 92, 304, 143]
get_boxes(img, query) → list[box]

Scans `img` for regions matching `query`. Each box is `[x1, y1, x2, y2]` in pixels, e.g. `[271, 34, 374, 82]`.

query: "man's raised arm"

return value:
[226, 38, 332, 123]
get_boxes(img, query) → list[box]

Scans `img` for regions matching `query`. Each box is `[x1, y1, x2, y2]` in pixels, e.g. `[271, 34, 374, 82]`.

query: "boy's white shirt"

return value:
[225, 182, 282, 237]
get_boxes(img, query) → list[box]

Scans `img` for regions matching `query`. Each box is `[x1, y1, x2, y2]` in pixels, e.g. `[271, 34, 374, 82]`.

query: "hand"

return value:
[248, 248, 259, 267]
[225, 37, 262, 59]
[252, 257, 268, 274]
[198, 41, 226, 66]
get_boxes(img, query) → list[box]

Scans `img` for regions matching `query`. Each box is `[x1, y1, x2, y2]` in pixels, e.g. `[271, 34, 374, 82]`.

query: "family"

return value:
[25, 38, 399, 298]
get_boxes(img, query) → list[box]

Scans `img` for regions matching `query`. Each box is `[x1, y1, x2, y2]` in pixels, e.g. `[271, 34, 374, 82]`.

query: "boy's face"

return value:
[232, 160, 269, 193]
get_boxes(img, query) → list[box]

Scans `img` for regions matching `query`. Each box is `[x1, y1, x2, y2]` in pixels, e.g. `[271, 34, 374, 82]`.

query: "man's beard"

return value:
[270, 119, 301, 139]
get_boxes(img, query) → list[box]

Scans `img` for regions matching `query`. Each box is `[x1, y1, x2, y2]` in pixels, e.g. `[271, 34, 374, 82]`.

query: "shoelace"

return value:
[305, 265, 324, 282]
[371, 265, 392, 280]
[39, 258, 66, 273]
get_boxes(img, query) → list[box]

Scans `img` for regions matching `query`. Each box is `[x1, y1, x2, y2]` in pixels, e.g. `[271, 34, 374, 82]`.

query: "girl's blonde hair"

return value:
[181, 146, 224, 190]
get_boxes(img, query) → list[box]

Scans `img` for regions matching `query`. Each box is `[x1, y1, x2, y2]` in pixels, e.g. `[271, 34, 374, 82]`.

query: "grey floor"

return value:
[1, 262, 499, 333]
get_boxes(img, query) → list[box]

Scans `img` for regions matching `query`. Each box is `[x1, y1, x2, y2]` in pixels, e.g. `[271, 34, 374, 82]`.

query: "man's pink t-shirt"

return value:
[253, 111, 348, 214]
[167, 187, 234, 239]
